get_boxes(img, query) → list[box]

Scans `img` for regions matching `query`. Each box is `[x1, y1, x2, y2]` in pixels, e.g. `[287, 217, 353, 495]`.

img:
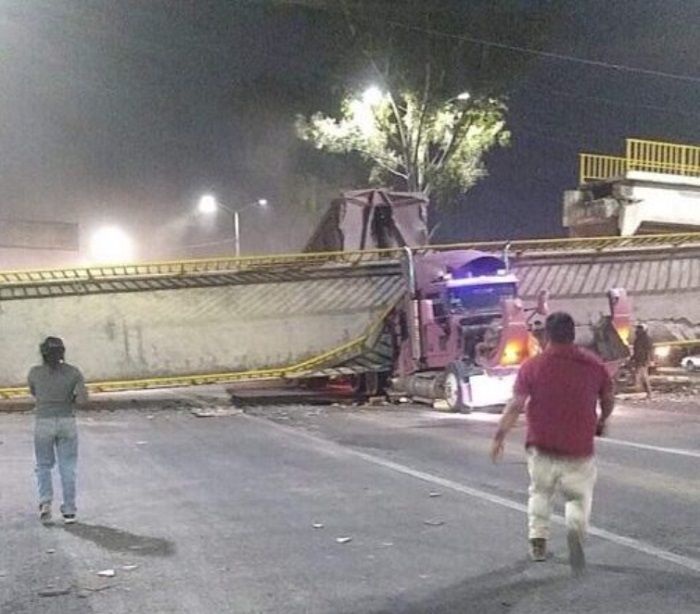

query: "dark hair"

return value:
[40, 336, 66, 367]
[545, 312, 575, 344]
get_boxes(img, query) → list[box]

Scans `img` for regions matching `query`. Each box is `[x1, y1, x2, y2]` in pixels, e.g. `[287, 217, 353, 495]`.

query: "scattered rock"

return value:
[381, 542, 394, 547]
[335, 537, 352, 544]
[77, 591, 90, 599]
[121, 564, 139, 571]
[191, 407, 242, 418]
[423, 519, 445, 527]
[312, 523, 324, 529]
[135, 441, 148, 445]
[97, 569, 115, 578]
[38, 587, 71, 597]
[429, 491, 441, 498]
[147, 415, 155, 420]
[46, 549, 56, 554]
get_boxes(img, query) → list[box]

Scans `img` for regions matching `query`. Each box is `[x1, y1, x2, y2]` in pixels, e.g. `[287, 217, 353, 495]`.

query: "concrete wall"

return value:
[514, 250, 700, 338]
[0, 274, 405, 387]
[563, 172, 700, 236]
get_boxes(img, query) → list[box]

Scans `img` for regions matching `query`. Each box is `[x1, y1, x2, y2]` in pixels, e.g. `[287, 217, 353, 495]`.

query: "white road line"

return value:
[601, 437, 700, 459]
[249, 415, 700, 574]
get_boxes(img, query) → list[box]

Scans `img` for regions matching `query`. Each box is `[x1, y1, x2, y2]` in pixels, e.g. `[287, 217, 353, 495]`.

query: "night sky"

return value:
[1, 0, 699, 265]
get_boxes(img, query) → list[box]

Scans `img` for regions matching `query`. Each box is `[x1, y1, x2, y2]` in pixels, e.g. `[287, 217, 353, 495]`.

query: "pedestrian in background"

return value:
[490, 312, 614, 575]
[28, 337, 88, 524]
[631, 323, 653, 400]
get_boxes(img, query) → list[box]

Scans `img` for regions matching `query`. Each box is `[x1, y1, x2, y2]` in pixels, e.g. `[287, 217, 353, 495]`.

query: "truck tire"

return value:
[351, 372, 388, 400]
[443, 362, 470, 413]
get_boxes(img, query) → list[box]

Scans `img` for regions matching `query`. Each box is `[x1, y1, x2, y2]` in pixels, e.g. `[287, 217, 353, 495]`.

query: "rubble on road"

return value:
[190, 406, 243, 418]
[335, 537, 352, 544]
[38, 586, 71, 597]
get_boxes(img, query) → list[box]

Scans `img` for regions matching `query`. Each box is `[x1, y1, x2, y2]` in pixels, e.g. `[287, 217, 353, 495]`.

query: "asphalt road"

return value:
[1, 390, 699, 613]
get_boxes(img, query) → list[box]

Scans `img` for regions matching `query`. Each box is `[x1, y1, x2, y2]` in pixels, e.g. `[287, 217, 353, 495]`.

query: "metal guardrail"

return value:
[0, 248, 398, 286]
[579, 138, 700, 184]
[627, 138, 700, 177]
[579, 153, 627, 183]
[3, 232, 700, 296]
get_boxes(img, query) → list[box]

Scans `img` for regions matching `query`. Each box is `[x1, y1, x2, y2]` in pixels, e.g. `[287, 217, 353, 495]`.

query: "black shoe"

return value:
[39, 503, 52, 524]
[529, 538, 547, 562]
[567, 529, 586, 575]
[62, 514, 77, 525]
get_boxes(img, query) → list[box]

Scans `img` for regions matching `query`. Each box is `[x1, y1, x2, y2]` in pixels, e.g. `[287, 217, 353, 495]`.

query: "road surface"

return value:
[1, 390, 699, 613]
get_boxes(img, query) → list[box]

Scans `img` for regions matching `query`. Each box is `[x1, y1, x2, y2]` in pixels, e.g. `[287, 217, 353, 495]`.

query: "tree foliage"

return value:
[297, 88, 509, 199]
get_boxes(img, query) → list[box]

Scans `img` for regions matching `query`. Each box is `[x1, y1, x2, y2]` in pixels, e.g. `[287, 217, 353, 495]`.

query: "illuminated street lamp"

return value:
[89, 226, 134, 263]
[197, 194, 268, 257]
[362, 85, 384, 106]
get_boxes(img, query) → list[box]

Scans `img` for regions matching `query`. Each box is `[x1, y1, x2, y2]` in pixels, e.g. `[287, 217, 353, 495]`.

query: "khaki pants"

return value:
[527, 448, 597, 540]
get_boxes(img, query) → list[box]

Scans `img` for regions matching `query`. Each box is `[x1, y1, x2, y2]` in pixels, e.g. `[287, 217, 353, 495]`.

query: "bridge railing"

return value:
[579, 153, 627, 184]
[579, 138, 700, 184]
[626, 138, 700, 177]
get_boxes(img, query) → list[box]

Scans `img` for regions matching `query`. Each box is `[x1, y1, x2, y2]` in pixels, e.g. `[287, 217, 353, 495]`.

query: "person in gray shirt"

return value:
[28, 337, 88, 524]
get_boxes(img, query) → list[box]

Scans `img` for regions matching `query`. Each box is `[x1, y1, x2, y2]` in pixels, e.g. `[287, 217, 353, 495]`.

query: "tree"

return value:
[288, 0, 558, 204]
[296, 87, 509, 200]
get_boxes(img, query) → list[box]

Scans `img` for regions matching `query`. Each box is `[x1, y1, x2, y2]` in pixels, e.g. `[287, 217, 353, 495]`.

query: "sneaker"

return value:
[62, 514, 77, 525]
[529, 538, 547, 562]
[39, 503, 52, 523]
[567, 529, 586, 575]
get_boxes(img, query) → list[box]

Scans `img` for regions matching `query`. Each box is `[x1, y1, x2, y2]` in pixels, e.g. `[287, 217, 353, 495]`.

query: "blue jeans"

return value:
[34, 417, 79, 514]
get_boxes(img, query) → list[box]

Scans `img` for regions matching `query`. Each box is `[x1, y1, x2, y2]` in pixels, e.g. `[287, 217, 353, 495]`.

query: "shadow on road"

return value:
[62, 522, 175, 556]
[346, 558, 699, 614]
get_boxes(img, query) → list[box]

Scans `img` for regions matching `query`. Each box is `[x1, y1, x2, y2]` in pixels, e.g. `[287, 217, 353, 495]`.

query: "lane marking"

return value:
[248, 415, 700, 574]
[601, 437, 700, 459]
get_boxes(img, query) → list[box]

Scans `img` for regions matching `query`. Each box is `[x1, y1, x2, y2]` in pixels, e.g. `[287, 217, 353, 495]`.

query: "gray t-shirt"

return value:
[28, 363, 88, 418]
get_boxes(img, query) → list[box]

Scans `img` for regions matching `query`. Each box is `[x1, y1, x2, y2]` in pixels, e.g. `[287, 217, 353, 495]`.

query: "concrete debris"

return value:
[423, 519, 445, 526]
[312, 523, 324, 529]
[97, 569, 116, 578]
[335, 537, 352, 544]
[191, 407, 243, 418]
[38, 586, 71, 597]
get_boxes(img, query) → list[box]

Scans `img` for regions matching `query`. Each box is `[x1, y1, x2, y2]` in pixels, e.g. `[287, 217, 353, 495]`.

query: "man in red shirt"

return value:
[491, 312, 615, 575]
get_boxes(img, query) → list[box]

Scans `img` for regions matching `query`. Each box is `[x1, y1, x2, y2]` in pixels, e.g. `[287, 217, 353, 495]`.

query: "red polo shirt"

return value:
[514, 344, 612, 458]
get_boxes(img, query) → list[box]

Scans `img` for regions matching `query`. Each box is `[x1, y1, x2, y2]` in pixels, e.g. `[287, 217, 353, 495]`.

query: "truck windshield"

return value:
[447, 282, 517, 311]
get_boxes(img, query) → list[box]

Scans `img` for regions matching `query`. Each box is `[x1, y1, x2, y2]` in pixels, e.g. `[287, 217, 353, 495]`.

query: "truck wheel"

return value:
[443, 363, 470, 413]
[351, 372, 387, 400]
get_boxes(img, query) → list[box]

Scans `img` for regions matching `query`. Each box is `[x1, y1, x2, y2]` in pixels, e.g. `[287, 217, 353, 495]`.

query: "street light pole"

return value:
[233, 209, 240, 258]
[197, 195, 268, 258]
